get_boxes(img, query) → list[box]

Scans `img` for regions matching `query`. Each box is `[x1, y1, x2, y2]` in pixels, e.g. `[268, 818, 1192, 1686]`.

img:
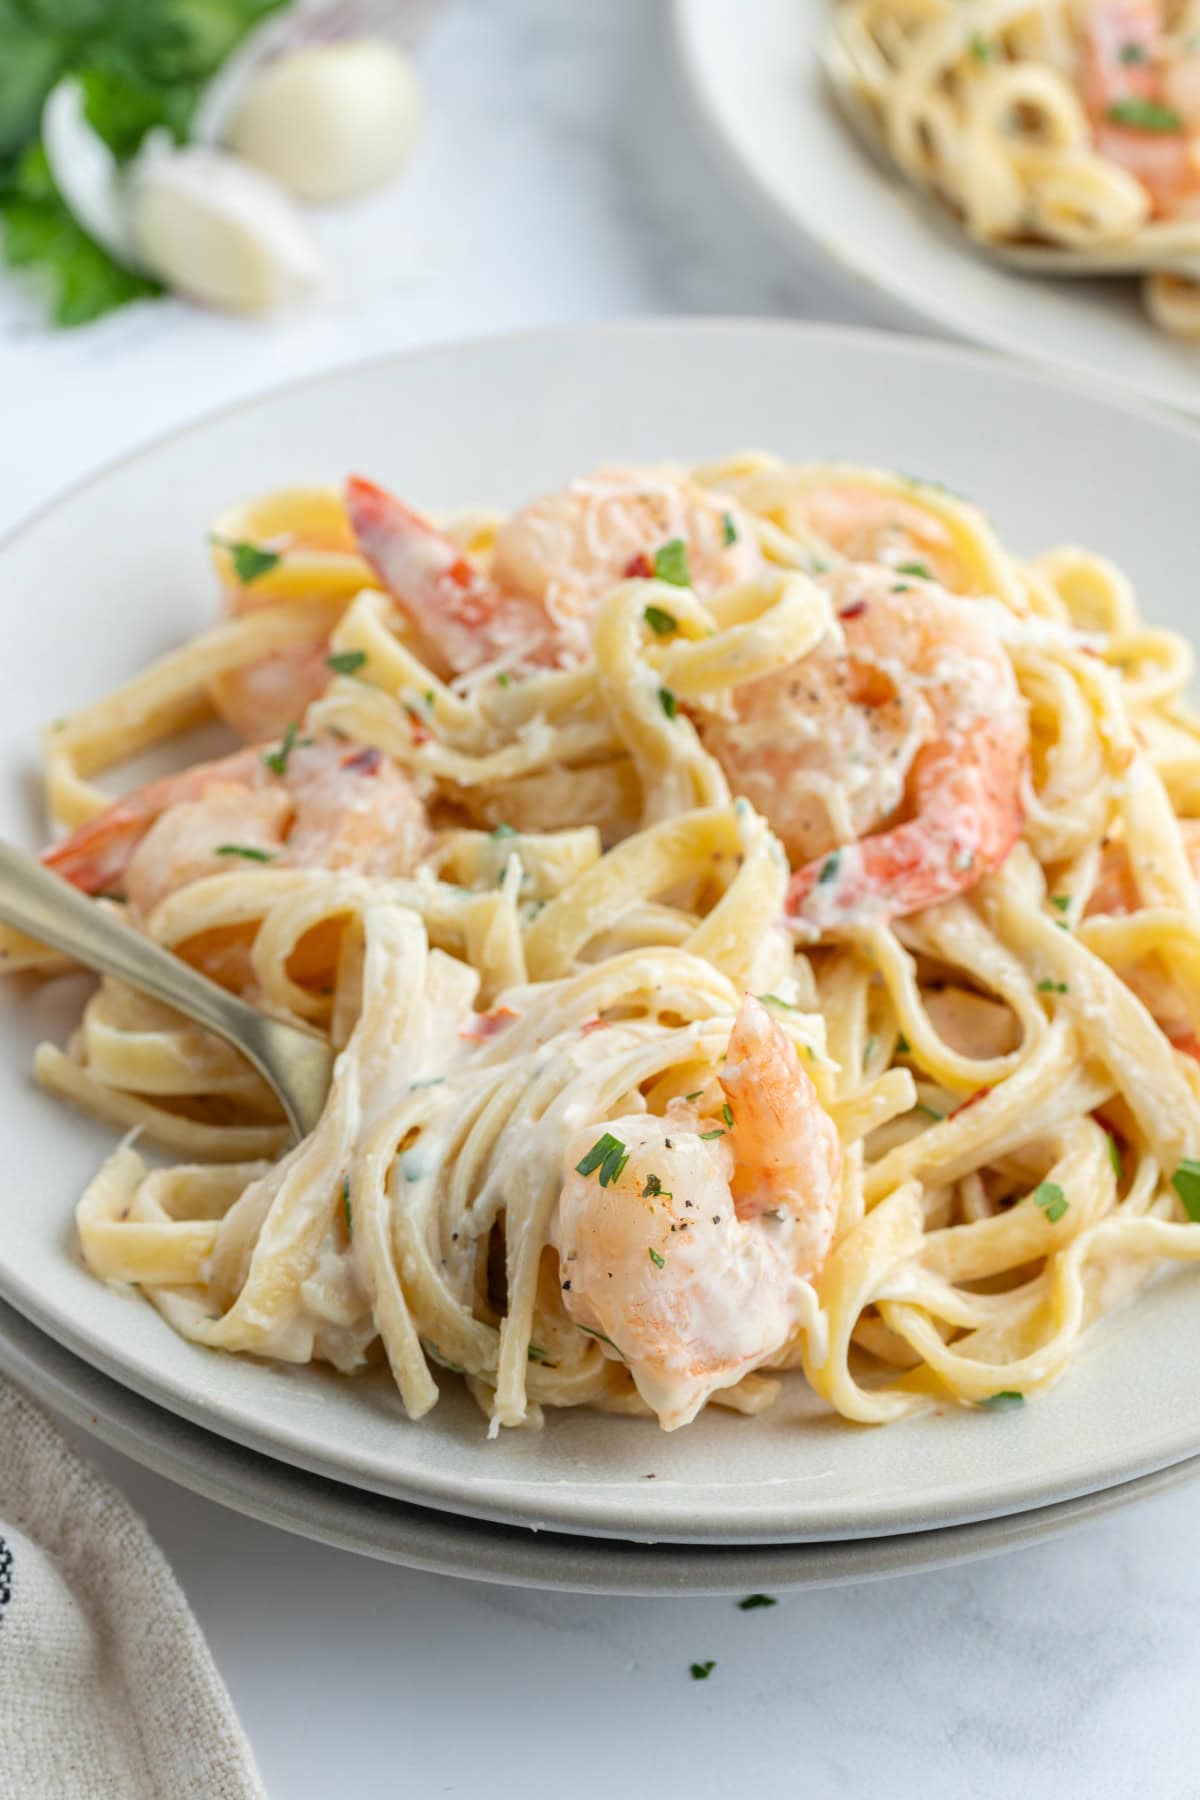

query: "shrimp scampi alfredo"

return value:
[828, 0, 1200, 339]
[11, 449, 1200, 1436]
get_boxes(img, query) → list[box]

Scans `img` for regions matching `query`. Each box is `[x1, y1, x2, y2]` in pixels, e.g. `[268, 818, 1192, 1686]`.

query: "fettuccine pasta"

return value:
[827, 0, 1200, 339]
[7, 452, 1200, 1435]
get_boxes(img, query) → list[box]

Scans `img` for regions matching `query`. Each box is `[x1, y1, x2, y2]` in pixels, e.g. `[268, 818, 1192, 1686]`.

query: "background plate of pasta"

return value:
[6, 319, 1200, 1546]
[674, 0, 1200, 419]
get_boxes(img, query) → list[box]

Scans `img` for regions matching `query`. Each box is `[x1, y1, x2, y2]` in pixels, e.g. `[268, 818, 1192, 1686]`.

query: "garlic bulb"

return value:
[228, 40, 423, 203]
[128, 145, 324, 314]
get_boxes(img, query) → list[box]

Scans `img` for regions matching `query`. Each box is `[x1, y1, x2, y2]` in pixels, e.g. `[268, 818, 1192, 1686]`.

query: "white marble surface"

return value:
[2, 3, 1197, 1796]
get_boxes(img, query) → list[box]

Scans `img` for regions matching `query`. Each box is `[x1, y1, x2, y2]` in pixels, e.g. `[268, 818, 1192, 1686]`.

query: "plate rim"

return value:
[4, 1293, 1198, 1595]
[6, 319, 1200, 1543]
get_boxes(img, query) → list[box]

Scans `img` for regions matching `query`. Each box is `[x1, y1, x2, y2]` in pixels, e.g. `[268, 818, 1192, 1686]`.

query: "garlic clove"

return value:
[228, 40, 423, 204]
[127, 145, 325, 315]
[41, 79, 150, 272]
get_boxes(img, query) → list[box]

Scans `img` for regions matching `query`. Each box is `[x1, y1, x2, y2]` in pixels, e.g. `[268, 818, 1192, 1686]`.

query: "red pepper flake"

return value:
[403, 706, 430, 746]
[340, 746, 383, 775]
[460, 1004, 520, 1043]
[839, 600, 868, 619]
[623, 551, 654, 579]
[948, 1086, 991, 1119]
[580, 1017, 610, 1036]
[1171, 1034, 1200, 1063]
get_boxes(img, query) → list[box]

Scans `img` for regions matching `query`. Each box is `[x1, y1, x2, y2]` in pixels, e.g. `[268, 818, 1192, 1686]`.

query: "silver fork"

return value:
[0, 841, 333, 1141]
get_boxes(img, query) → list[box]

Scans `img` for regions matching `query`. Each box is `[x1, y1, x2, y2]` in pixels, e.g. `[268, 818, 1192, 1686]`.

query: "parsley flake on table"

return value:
[737, 1594, 777, 1611]
[978, 1391, 1025, 1411]
[690, 1661, 716, 1680]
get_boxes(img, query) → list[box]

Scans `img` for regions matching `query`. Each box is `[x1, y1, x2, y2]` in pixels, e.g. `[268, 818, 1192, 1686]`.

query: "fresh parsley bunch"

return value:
[0, 0, 287, 325]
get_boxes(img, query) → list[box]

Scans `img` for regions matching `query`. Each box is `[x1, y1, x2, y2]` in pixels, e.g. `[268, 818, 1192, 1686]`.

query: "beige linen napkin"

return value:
[0, 1378, 265, 1800]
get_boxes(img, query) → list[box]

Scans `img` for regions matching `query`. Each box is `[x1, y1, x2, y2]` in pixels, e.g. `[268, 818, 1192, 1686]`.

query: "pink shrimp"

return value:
[1081, 0, 1200, 214]
[703, 568, 1027, 936]
[42, 737, 431, 915]
[209, 636, 334, 744]
[345, 467, 761, 673]
[554, 995, 841, 1430]
[1083, 821, 1200, 1052]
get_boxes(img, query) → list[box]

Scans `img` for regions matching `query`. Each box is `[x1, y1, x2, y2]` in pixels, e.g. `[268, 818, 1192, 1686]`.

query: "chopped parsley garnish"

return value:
[644, 604, 678, 637]
[1032, 1180, 1068, 1223]
[409, 1076, 445, 1090]
[1171, 1159, 1200, 1221]
[648, 1247, 666, 1269]
[685, 1090, 704, 1102]
[968, 30, 994, 60]
[896, 1032, 911, 1055]
[579, 1324, 620, 1351]
[1108, 1134, 1124, 1181]
[863, 1036, 877, 1070]
[1037, 979, 1069, 994]
[653, 538, 692, 587]
[496, 672, 511, 689]
[214, 844, 275, 862]
[914, 1102, 945, 1120]
[722, 511, 739, 546]
[690, 1661, 716, 1680]
[818, 850, 841, 884]
[699, 1127, 726, 1141]
[758, 993, 797, 1010]
[212, 537, 281, 585]
[738, 1594, 777, 1611]
[491, 823, 518, 839]
[1120, 39, 1148, 63]
[263, 721, 298, 778]
[575, 1132, 630, 1187]
[326, 649, 368, 677]
[896, 560, 932, 579]
[342, 1177, 352, 1239]
[1106, 97, 1182, 131]
[1049, 894, 1072, 913]
[527, 1344, 551, 1363]
[721, 1102, 734, 1128]
[658, 686, 679, 721]
[979, 1391, 1025, 1411]
[642, 1174, 673, 1199]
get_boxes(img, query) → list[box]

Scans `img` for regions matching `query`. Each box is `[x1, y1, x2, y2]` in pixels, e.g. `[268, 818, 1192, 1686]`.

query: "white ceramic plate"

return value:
[5, 1293, 1198, 1593]
[672, 0, 1200, 415]
[5, 321, 1200, 1545]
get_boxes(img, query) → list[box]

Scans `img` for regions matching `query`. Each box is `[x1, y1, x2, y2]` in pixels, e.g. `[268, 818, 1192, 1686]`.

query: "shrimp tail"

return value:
[786, 731, 1025, 930]
[41, 803, 152, 895]
[345, 475, 558, 674]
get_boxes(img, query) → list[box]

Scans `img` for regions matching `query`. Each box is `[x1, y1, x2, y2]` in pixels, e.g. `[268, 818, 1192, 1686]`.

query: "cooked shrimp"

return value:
[788, 482, 967, 588]
[554, 995, 841, 1430]
[708, 567, 1027, 935]
[210, 636, 333, 744]
[42, 737, 431, 915]
[1084, 821, 1200, 1050]
[1081, 0, 1200, 215]
[346, 467, 760, 673]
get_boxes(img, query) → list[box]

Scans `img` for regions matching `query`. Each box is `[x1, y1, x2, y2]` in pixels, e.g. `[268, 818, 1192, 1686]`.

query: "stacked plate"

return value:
[4, 324, 1200, 1593]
